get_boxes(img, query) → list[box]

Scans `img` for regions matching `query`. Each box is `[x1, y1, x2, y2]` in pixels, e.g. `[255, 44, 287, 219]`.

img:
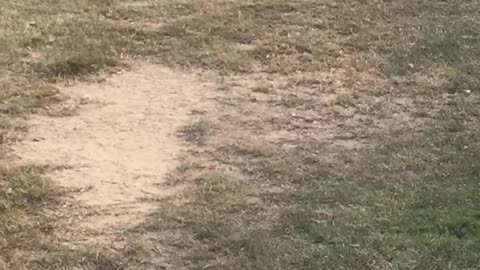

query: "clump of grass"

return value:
[40, 51, 117, 78]
[251, 83, 273, 94]
[178, 120, 217, 145]
[333, 92, 356, 108]
[0, 166, 60, 267]
[0, 78, 59, 117]
[6, 166, 58, 207]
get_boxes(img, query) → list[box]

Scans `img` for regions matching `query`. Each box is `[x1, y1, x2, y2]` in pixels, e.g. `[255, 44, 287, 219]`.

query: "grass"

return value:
[2, 0, 480, 269]
[178, 120, 218, 145]
[0, 165, 121, 269]
[333, 92, 356, 108]
[142, 124, 480, 269]
[119, 0, 480, 269]
[0, 166, 59, 268]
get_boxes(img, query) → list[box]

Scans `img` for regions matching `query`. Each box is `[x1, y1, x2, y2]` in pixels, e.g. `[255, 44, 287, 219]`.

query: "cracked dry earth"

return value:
[10, 63, 216, 246]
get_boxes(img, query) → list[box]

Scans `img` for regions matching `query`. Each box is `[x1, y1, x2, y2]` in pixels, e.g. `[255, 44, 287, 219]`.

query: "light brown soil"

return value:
[10, 63, 216, 243]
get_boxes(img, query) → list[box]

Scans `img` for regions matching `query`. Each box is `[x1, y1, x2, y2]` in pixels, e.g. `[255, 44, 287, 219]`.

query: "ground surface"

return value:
[1, 0, 480, 269]
[11, 64, 216, 243]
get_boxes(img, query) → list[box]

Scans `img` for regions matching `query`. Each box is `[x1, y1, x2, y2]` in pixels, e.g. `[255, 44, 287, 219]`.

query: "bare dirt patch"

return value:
[10, 63, 217, 244]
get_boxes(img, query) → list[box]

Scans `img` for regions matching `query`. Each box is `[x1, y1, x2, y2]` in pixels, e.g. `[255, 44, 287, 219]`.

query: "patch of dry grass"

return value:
[178, 120, 218, 145]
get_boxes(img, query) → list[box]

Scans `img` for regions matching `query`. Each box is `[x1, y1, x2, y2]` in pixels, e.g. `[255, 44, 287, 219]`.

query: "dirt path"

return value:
[10, 63, 216, 243]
